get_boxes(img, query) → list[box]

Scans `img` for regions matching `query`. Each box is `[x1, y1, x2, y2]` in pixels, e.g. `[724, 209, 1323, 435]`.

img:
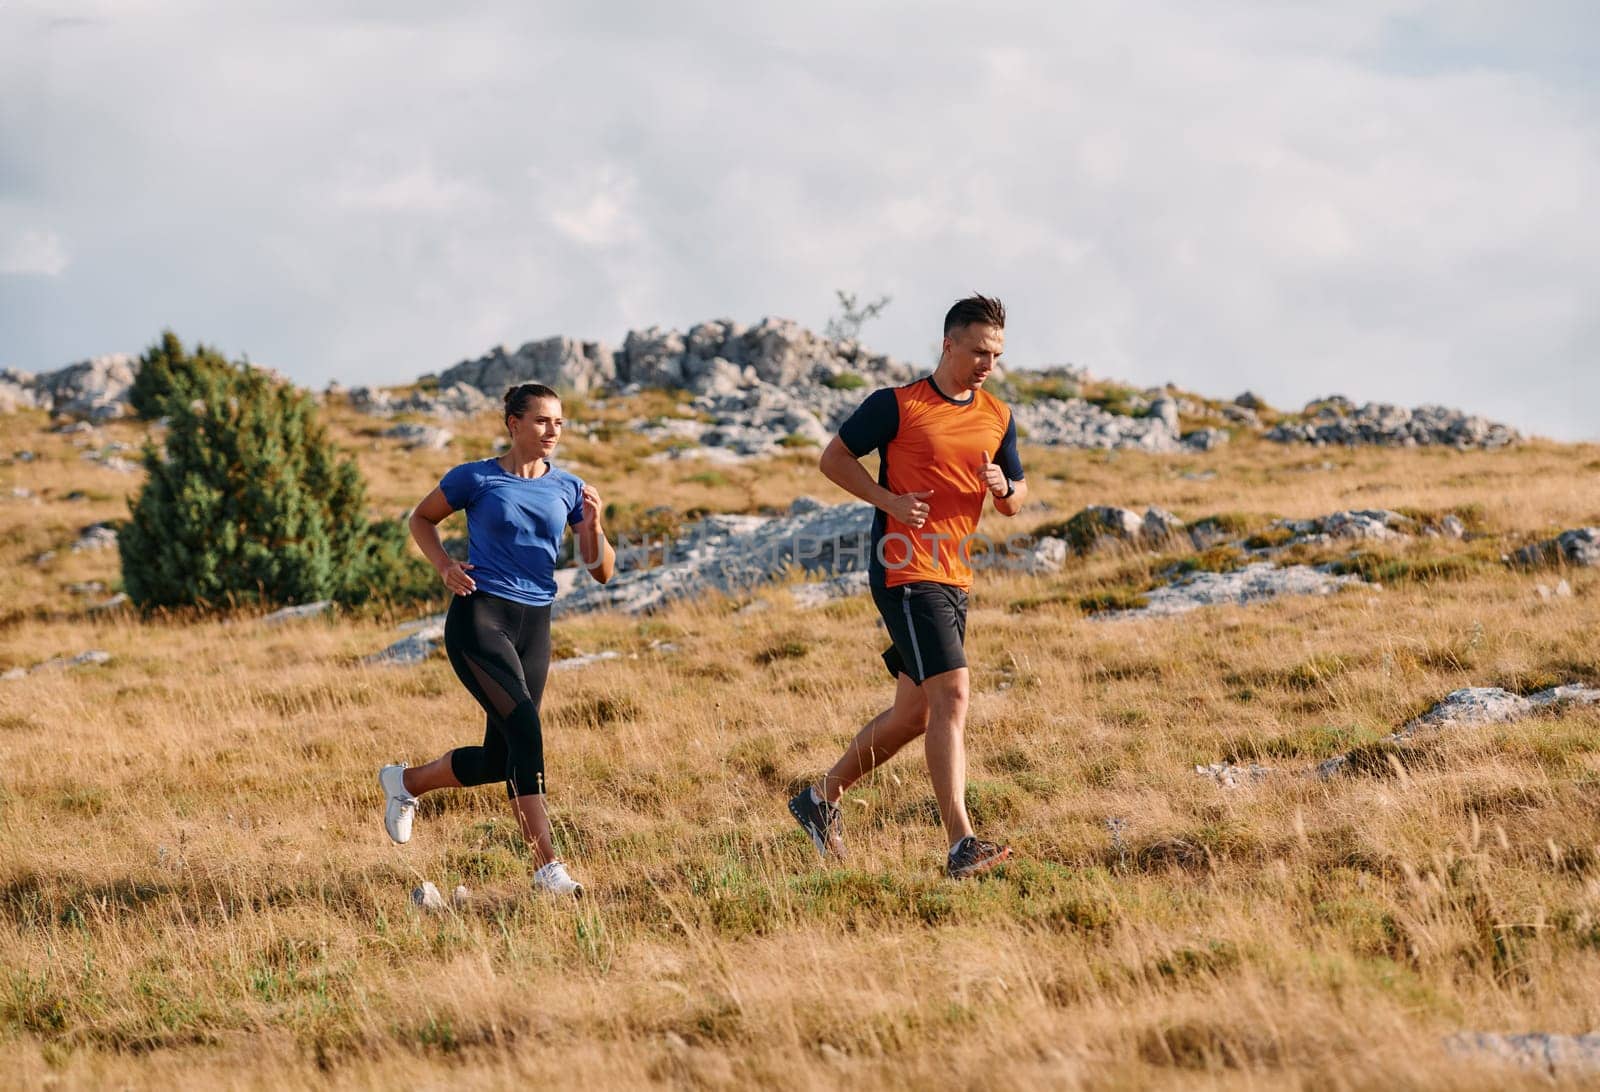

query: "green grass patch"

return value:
[822, 372, 867, 390]
[1077, 589, 1150, 614]
[753, 637, 810, 665]
[1169, 545, 1248, 575]
[1242, 526, 1296, 550]
[1392, 503, 1489, 533]
[1329, 551, 1495, 584]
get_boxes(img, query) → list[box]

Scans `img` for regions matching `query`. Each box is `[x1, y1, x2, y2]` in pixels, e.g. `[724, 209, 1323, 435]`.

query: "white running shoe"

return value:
[378, 763, 416, 844]
[532, 860, 584, 898]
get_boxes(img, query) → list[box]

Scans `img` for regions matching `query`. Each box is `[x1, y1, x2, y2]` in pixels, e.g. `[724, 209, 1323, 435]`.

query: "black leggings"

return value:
[443, 591, 553, 799]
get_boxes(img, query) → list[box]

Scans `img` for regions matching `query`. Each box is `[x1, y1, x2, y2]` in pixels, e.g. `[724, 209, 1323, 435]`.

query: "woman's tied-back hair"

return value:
[943, 294, 1006, 336]
[504, 383, 560, 420]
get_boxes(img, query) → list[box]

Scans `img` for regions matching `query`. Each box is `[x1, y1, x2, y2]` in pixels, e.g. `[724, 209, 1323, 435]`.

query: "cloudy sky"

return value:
[2, 1, 1595, 438]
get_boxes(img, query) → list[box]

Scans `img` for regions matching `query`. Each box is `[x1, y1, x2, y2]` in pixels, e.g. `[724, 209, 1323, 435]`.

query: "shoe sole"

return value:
[534, 882, 584, 900]
[948, 845, 1013, 879]
[378, 767, 412, 845]
[788, 797, 843, 859]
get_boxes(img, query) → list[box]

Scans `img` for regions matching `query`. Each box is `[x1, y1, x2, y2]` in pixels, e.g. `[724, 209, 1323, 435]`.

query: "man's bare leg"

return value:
[921, 668, 974, 849]
[818, 673, 930, 804]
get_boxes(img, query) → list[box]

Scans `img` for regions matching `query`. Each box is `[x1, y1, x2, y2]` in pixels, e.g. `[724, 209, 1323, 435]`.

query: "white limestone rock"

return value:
[1093, 562, 1364, 621]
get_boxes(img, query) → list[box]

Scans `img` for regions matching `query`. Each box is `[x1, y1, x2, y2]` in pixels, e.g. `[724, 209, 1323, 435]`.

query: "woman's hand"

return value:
[437, 559, 476, 596]
[581, 483, 604, 526]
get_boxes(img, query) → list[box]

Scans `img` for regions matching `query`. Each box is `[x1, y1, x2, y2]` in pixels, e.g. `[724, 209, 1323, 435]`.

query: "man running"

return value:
[789, 294, 1027, 878]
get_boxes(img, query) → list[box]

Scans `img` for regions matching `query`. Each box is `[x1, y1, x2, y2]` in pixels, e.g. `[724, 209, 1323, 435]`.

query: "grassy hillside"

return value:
[2, 399, 1598, 1089]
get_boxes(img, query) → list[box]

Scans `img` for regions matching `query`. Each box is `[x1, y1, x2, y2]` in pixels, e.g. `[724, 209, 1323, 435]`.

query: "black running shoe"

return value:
[787, 787, 846, 859]
[946, 836, 1011, 878]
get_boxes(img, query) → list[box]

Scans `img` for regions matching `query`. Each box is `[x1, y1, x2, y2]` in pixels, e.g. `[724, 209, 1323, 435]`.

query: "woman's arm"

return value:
[574, 483, 616, 584]
[409, 487, 476, 595]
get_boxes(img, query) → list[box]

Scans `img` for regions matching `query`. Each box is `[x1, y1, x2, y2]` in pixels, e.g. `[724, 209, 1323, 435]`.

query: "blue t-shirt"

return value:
[438, 458, 587, 607]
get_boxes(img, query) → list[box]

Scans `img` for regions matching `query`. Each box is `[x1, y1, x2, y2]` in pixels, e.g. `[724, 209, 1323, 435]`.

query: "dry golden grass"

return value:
[2, 400, 1599, 1089]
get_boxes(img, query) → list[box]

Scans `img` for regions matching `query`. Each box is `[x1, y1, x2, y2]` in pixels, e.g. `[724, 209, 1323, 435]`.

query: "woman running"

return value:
[379, 382, 615, 897]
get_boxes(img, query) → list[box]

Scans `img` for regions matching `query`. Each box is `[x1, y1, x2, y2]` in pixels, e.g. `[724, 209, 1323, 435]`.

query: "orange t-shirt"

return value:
[838, 377, 1024, 590]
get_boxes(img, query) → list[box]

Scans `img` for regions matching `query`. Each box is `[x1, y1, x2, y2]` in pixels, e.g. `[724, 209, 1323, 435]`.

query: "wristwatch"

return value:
[996, 479, 1015, 499]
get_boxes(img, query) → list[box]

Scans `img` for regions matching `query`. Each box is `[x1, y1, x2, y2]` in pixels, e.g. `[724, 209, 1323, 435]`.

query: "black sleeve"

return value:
[996, 413, 1025, 482]
[837, 388, 899, 457]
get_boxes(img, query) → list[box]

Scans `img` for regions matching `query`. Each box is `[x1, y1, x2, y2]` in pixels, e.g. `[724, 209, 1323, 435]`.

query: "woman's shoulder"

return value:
[445, 457, 497, 478]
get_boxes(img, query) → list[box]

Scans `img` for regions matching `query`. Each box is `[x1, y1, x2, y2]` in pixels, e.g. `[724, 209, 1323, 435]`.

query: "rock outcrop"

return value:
[2, 649, 112, 680]
[1010, 398, 1220, 453]
[1318, 684, 1600, 777]
[1093, 562, 1366, 621]
[1511, 527, 1600, 569]
[556, 497, 874, 617]
[6, 356, 139, 421]
[1446, 1032, 1600, 1077]
[1265, 399, 1517, 450]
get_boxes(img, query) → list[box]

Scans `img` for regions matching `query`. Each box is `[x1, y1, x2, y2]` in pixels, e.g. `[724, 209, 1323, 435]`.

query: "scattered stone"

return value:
[1094, 562, 1365, 621]
[382, 423, 452, 450]
[365, 620, 445, 665]
[1195, 762, 1271, 788]
[89, 593, 130, 613]
[1439, 513, 1466, 539]
[411, 882, 447, 913]
[261, 601, 333, 625]
[351, 382, 493, 418]
[550, 650, 621, 671]
[66, 581, 106, 595]
[70, 523, 118, 552]
[1321, 509, 1415, 541]
[1445, 1032, 1600, 1076]
[1148, 396, 1180, 433]
[790, 570, 870, 608]
[1005, 535, 1069, 575]
[1061, 505, 1145, 550]
[10, 487, 33, 499]
[2, 649, 112, 680]
[1527, 684, 1600, 709]
[451, 884, 471, 908]
[1265, 400, 1517, 449]
[644, 445, 750, 465]
[1511, 527, 1600, 569]
[1399, 687, 1532, 735]
[1535, 580, 1574, 601]
[1141, 507, 1186, 544]
[1180, 427, 1229, 452]
[1233, 391, 1268, 411]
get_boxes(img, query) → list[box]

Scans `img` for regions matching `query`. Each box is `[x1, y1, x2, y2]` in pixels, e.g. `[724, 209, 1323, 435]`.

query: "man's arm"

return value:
[819, 436, 932, 529]
[994, 478, 1027, 517]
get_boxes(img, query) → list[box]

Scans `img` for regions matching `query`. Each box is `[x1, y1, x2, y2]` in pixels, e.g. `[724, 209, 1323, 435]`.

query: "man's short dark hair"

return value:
[943, 294, 1006, 336]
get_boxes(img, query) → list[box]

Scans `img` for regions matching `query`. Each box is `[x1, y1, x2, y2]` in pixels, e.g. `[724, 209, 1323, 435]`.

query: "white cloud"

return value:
[332, 167, 486, 215]
[0, 229, 70, 277]
[0, 1, 1594, 437]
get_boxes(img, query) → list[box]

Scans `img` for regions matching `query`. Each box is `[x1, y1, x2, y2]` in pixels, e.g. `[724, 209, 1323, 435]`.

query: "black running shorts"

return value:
[872, 581, 969, 684]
